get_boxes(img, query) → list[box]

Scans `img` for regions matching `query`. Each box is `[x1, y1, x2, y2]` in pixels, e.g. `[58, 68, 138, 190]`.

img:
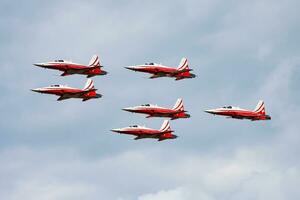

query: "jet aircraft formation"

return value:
[32, 55, 106, 101]
[31, 55, 271, 141]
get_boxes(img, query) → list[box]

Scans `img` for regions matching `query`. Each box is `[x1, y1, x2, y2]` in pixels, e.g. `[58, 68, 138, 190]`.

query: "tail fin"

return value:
[172, 98, 184, 112]
[254, 100, 266, 115]
[159, 120, 172, 132]
[88, 55, 100, 67]
[83, 79, 95, 91]
[177, 57, 189, 71]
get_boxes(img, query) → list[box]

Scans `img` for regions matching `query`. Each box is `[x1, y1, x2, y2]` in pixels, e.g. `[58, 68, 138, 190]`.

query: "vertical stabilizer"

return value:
[254, 100, 265, 115]
[88, 55, 100, 67]
[83, 79, 95, 91]
[159, 120, 172, 132]
[172, 98, 184, 111]
[177, 57, 189, 71]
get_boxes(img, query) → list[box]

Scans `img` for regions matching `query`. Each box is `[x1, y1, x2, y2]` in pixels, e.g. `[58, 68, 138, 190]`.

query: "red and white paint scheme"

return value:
[205, 100, 271, 121]
[34, 55, 107, 78]
[125, 57, 196, 80]
[31, 79, 102, 101]
[122, 98, 190, 120]
[111, 120, 177, 141]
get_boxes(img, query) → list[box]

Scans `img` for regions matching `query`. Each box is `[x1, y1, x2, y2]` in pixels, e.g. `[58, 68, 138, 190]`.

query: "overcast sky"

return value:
[1, 0, 300, 199]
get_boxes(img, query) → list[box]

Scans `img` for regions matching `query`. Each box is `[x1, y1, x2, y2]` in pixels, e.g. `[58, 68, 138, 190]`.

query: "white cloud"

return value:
[1, 143, 300, 200]
[138, 187, 192, 200]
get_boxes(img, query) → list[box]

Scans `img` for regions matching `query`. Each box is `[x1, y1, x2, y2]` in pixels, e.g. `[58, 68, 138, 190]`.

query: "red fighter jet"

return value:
[205, 100, 271, 121]
[34, 55, 107, 78]
[122, 98, 190, 120]
[111, 120, 177, 141]
[31, 79, 102, 101]
[125, 57, 196, 80]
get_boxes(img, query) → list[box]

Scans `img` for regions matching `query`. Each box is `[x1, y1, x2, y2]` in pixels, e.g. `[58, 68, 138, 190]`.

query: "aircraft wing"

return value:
[171, 68, 192, 75]
[65, 66, 100, 74]
[149, 69, 192, 79]
[57, 90, 95, 101]
[134, 131, 174, 140]
[229, 115, 257, 120]
[149, 73, 168, 79]
[134, 133, 162, 140]
[57, 95, 72, 101]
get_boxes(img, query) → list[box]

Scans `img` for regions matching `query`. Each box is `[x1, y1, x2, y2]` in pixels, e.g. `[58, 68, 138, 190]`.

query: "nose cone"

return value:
[172, 135, 178, 139]
[33, 63, 45, 67]
[31, 88, 42, 93]
[111, 128, 121, 133]
[125, 66, 136, 71]
[204, 109, 216, 114]
[122, 107, 134, 112]
[265, 115, 271, 120]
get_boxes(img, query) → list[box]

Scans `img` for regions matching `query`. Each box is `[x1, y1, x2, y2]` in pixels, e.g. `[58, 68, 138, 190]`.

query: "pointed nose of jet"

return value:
[122, 107, 134, 112]
[172, 135, 178, 139]
[185, 113, 191, 118]
[31, 88, 42, 93]
[111, 128, 121, 133]
[125, 66, 136, 71]
[33, 63, 45, 67]
[204, 109, 216, 114]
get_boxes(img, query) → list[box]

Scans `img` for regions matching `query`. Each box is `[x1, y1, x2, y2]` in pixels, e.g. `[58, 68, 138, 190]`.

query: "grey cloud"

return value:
[0, 0, 300, 199]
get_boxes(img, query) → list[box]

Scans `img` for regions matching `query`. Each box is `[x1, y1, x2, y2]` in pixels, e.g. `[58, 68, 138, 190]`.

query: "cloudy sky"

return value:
[1, 0, 300, 199]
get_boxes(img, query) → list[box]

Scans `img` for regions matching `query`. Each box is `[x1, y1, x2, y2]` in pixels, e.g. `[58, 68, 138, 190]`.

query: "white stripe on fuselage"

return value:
[132, 64, 175, 69]
[212, 107, 249, 112]
[36, 86, 77, 91]
[126, 105, 166, 110]
[120, 126, 153, 131]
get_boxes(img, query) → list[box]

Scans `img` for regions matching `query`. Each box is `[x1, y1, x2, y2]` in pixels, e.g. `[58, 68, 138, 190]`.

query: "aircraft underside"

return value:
[134, 134, 160, 140]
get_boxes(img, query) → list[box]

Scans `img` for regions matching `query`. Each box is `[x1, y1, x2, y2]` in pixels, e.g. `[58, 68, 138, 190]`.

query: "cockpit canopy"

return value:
[54, 60, 65, 62]
[141, 104, 150, 106]
[145, 62, 154, 65]
[130, 125, 138, 128]
[223, 106, 232, 109]
[50, 84, 61, 87]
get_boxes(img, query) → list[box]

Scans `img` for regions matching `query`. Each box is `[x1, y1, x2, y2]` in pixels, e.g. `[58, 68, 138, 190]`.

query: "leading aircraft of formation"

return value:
[34, 55, 107, 78]
[111, 120, 177, 141]
[122, 98, 190, 120]
[205, 100, 271, 121]
[31, 79, 102, 101]
[125, 57, 196, 80]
